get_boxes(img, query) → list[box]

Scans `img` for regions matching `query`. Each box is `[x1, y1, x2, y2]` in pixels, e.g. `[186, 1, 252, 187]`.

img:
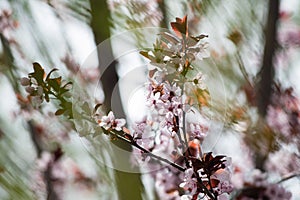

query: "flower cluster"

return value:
[21, 63, 72, 117]
[140, 16, 209, 76]
[180, 153, 233, 199]
[0, 9, 18, 41]
[130, 16, 232, 199]
[147, 80, 183, 136]
[108, 0, 163, 27]
[21, 76, 44, 108]
[267, 85, 300, 143]
[31, 151, 95, 200]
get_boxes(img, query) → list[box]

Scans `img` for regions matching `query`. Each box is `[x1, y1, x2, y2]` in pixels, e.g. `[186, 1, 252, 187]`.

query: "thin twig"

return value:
[45, 162, 60, 200]
[108, 130, 186, 172]
[195, 175, 217, 200]
[236, 53, 253, 88]
[277, 173, 300, 184]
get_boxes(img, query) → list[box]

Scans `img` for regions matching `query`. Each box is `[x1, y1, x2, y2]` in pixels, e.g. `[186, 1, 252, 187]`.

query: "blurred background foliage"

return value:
[0, 0, 300, 199]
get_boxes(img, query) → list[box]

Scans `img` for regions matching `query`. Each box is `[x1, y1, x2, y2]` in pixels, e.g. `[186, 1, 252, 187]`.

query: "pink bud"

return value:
[21, 77, 30, 86]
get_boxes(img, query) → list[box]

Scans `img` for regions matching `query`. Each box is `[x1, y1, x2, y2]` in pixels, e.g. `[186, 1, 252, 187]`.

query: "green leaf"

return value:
[55, 109, 65, 115]
[160, 32, 180, 44]
[59, 81, 73, 95]
[62, 101, 73, 119]
[48, 77, 62, 92]
[30, 62, 45, 84]
[61, 81, 72, 89]
[139, 51, 150, 59]
[93, 103, 102, 114]
[82, 102, 91, 115]
[92, 126, 103, 137]
[45, 68, 58, 81]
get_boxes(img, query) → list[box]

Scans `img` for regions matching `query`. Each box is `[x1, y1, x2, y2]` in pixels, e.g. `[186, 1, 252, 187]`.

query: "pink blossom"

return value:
[155, 168, 181, 200]
[188, 123, 207, 140]
[179, 167, 198, 196]
[192, 72, 206, 90]
[267, 106, 290, 136]
[264, 184, 292, 200]
[99, 111, 126, 131]
[265, 148, 300, 176]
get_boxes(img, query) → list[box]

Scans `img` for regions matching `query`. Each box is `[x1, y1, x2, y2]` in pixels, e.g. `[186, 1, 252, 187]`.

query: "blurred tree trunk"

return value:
[255, 0, 279, 170]
[256, 0, 279, 117]
[89, 1, 143, 199]
[158, 0, 168, 28]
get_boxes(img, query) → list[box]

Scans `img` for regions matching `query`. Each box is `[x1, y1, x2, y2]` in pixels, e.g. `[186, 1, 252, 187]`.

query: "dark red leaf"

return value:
[170, 15, 188, 38]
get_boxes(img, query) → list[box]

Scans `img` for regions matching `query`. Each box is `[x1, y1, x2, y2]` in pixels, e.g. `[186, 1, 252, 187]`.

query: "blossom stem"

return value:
[195, 175, 217, 200]
[182, 107, 192, 157]
[107, 129, 186, 172]
[277, 173, 300, 184]
[236, 52, 253, 88]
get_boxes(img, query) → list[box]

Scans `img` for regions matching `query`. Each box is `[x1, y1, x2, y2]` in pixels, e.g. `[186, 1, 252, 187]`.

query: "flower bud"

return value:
[20, 77, 30, 86]
[31, 96, 43, 107]
[36, 86, 43, 96]
[25, 86, 35, 94]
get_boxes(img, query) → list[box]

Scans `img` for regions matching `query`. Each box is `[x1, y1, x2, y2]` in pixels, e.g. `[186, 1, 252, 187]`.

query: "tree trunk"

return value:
[256, 0, 279, 117]
[89, 1, 143, 199]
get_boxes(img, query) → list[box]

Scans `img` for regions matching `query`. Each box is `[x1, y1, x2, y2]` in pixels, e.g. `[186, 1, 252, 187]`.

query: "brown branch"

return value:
[108, 129, 186, 172]
[45, 163, 60, 200]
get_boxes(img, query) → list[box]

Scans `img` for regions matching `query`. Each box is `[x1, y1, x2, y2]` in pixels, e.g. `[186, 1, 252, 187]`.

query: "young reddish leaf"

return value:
[170, 15, 188, 38]
[149, 69, 157, 78]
